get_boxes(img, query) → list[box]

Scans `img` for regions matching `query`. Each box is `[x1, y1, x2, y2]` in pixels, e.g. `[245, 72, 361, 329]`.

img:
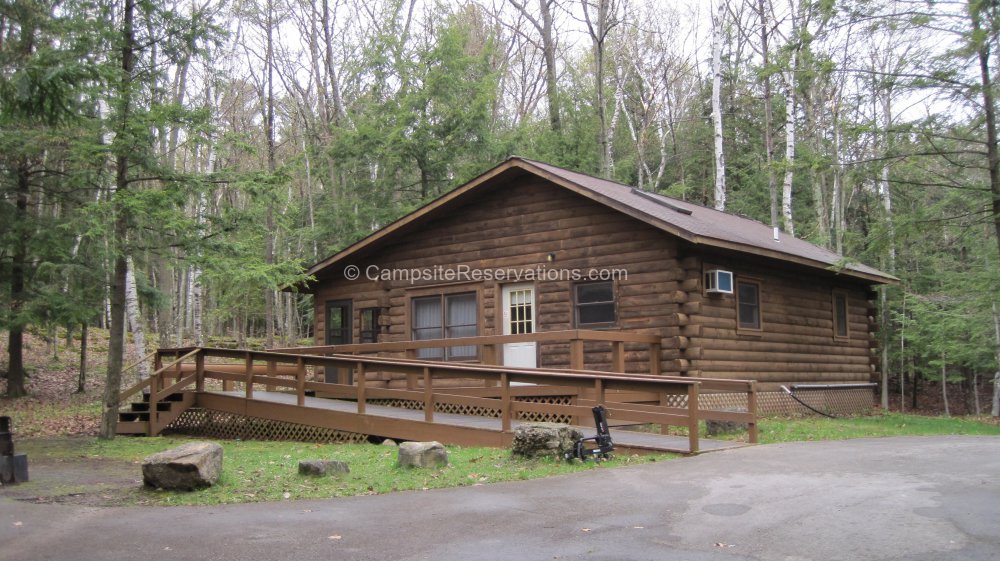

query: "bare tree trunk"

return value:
[941, 353, 950, 417]
[184, 266, 194, 338]
[711, 0, 727, 211]
[5, 162, 30, 398]
[582, 0, 617, 178]
[992, 302, 999, 417]
[971, 6, 1000, 260]
[124, 256, 149, 381]
[509, 0, 561, 133]
[264, 0, 276, 349]
[972, 370, 981, 416]
[174, 267, 186, 346]
[321, 0, 344, 123]
[899, 292, 907, 412]
[878, 87, 895, 412]
[758, 0, 779, 238]
[101, 0, 136, 440]
[781, 69, 795, 235]
[830, 98, 844, 254]
[880, 287, 890, 409]
[76, 322, 88, 393]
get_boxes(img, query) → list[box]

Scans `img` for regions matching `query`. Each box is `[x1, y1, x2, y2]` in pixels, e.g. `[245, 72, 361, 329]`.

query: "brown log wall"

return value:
[685, 250, 875, 388]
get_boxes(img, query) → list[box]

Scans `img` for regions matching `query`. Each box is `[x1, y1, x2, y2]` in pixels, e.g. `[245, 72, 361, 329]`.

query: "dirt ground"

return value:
[0, 438, 147, 507]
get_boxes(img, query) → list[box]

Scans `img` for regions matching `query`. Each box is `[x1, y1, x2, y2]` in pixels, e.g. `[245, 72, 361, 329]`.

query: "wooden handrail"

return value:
[121, 350, 157, 378]
[118, 349, 201, 406]
[268, 329, 662, 355]
[153, 372, 199, 403]
[175, 348, 699, 388]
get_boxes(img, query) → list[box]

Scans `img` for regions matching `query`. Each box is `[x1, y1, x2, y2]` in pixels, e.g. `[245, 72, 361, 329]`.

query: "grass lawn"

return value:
[13, 436, 673, 507]
[738, 411, 1000, 444]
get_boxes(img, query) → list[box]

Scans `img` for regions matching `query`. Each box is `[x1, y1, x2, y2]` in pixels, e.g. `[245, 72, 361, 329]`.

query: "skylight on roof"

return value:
[629, 188, 693, 216]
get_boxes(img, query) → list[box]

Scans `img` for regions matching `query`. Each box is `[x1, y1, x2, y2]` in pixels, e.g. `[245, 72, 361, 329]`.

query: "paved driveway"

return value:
[1, 436, 997, 561]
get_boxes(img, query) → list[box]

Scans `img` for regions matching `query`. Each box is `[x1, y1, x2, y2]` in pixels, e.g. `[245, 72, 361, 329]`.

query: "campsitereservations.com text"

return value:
[343, 264, 627, 285]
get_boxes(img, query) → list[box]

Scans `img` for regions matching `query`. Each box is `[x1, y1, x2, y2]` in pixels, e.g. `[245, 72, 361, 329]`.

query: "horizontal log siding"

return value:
[685, 250, 874, 387]
[313, 180, 680, 387]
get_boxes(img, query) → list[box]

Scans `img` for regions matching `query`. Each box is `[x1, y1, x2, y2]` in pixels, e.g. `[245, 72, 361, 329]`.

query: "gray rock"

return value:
[298, 459, 350, 476]
[142, 441, 223, 491]
[705, 408, 749, 436]
[511, 423, 584, 459]
[398, 441, 448, 468]
[380, 438, 398, 447]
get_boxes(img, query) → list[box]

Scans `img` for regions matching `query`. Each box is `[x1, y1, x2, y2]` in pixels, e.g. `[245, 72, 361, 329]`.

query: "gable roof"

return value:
[301, 157, 897, 289]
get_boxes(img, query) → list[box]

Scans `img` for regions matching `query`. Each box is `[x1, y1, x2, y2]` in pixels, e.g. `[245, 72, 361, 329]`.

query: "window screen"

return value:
[575, 282, 616, 327]
[737, 281, 761, 330]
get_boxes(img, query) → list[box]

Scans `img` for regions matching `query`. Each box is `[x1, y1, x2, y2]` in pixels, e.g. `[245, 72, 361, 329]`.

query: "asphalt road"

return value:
[1, 436, 998, 561]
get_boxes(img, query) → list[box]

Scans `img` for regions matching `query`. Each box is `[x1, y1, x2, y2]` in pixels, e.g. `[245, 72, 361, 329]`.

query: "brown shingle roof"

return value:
[302, 157, 897, 288]
[520, 158, 895, 283]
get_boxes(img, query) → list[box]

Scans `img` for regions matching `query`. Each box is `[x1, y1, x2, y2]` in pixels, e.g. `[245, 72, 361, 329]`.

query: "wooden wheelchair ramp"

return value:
[116, 347, 758, 455]
[192, 390, 743, 454]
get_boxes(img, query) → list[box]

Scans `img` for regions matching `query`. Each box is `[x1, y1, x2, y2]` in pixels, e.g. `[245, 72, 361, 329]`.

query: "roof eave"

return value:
[688, 235, 900, 285]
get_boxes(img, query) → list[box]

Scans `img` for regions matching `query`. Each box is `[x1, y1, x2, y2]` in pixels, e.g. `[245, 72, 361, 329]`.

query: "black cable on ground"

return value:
[780, 385, 837, 419]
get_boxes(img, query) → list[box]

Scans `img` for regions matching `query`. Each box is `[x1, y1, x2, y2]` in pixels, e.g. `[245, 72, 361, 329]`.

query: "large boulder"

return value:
[142, 441, 223, 491]
[398, 441, 448, 468]
[511, 423, 584, 459]
[298, 459, 350, 476]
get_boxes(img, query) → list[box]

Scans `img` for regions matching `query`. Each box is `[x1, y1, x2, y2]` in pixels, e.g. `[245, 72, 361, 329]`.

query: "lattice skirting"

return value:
[660, 388, 875, 417]
[367, 396, 574, 424]
[163, 408, 369, 443]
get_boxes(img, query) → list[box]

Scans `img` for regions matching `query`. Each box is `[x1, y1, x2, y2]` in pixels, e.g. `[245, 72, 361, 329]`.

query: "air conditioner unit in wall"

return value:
[705, 269, 734, 294]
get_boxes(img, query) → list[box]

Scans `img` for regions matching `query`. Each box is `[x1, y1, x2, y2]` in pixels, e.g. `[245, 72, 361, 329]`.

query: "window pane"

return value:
[446, 293, 476, 328]
[360, 308, 378, 344]
[413, 297, 442, 358]
[507, 288, 533, 335]
[328, 310, 343, 330]
[577, 282, 613, 304]
[326, 301, 351, 345]
[737, 282, 760, 329]
[446, 293, 477, 359]
[413, 297, 442, 329]
[578, 303, 615, 325]
[835, 294, 848, 337]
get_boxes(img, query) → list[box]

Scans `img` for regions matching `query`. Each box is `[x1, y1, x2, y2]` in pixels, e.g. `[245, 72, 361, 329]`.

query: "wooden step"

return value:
[131, 402, 173, 413]
[116, 420, 149, 435]
[142, 392, 186, 403]
[119, 410, 150, 422]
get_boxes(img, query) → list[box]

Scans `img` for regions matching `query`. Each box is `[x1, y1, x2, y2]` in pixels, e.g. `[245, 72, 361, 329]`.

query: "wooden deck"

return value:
[200, 390, 744, 454]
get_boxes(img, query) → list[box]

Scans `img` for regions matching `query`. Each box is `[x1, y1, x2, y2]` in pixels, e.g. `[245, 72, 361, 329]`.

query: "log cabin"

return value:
[296, 157, 897, 415]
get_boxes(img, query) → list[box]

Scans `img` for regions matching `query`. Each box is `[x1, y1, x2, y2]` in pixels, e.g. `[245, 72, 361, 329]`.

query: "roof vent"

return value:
[630, 188, 693, 215]
[773, 226, 780, 242]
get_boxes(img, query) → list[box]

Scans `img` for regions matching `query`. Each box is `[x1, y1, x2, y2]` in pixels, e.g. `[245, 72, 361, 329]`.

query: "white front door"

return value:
[502, 283, 536, 368]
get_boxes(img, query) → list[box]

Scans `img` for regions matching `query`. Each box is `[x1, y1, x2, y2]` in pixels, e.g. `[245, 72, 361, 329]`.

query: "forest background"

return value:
[1, 0, 998, 433]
